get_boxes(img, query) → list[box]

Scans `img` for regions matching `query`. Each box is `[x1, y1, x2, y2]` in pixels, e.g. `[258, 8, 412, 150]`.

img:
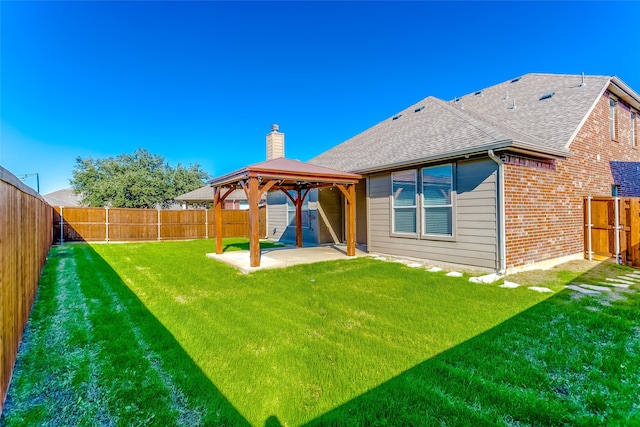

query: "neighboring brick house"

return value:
[302, 73, 640, 273]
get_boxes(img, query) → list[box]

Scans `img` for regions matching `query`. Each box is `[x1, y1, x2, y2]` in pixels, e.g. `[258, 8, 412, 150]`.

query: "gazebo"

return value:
[209, 158, 361, 267]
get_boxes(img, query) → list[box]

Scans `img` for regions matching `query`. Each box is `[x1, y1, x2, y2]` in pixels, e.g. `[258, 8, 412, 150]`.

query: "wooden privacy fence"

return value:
[584, 197, 640, 267]
[1, 166, 53, 412]
[53, 206, 266, 243]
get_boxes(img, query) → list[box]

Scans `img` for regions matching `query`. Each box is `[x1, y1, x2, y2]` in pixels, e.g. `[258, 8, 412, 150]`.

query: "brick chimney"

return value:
[266, 124, 284, 160]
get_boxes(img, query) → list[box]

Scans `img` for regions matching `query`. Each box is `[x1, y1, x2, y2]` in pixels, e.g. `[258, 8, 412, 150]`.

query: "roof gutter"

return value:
[610, 76, 640, 111]
[488, 149, 506, 275]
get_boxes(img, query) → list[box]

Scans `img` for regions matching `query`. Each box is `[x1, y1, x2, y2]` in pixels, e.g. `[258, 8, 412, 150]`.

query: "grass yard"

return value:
[2, 239, 639, 426]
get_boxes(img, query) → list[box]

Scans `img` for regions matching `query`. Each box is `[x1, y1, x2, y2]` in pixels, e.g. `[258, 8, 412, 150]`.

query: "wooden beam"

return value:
[248, 176, 261, 267]
[337, 184, 356, 256]
[336, 184, 354, 205]
[213, 187, 223, 254]
[281, 188, 296, 204]
[259, 180, 277, 199]
[301, 188, 311, 203]
[220, 187, 235, 203]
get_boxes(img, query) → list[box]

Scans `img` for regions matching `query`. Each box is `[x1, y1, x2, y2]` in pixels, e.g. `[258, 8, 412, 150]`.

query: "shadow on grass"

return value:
[304, 261, 639, 426]
[6, 245, 637, 426]
[80, 244, 251, 425]
[222, 238, 285, 253]
[1, 244, 250, 426]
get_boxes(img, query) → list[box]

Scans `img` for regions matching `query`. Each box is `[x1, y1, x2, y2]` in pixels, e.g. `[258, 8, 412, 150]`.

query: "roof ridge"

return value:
[458, 72, 613, 99]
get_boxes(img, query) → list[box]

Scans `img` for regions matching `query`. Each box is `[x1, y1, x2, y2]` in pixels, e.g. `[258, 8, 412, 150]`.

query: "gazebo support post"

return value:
[214, 187, 223, 254]
[337, 184, 356, 256]
[296, 187, 303, 248]
[213, 186, 236, 255]
[248, 176, 261, 267]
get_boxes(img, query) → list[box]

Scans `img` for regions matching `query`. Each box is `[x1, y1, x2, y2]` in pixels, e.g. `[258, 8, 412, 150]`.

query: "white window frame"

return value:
[631, 112, 637, 147]
[610, 98, 618, 140]
[421, 164, 455, 239]
[391, 170, 418, 236]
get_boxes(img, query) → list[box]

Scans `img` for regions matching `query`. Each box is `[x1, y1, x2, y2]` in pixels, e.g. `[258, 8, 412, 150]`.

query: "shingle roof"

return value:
[455, 73, 610, 151]
[310, 73, 612, 173]
[43, 188, 82, 207]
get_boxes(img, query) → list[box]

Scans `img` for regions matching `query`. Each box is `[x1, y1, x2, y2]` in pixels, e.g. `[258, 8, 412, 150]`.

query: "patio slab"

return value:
[206, 244, 367, 273]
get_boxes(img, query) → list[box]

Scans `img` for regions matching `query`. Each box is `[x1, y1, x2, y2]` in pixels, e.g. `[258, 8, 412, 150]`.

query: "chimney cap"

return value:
[271, 124, 280, 132]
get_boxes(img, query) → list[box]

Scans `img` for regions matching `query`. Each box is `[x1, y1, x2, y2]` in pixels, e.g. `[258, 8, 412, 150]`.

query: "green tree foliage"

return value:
[71, 148, 209, 208]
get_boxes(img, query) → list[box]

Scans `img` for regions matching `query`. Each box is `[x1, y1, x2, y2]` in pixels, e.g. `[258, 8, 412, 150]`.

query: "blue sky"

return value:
[2, 1, 639, 195]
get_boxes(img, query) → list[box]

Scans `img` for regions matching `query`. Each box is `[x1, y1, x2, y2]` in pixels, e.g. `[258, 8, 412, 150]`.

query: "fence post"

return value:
[158, 208, 161, 241]
[614, 197, 621, 264]
[60, 206, 64, 244]
[205, 208, 209, 239]
[105, 207, 109, 242]
[586, 196, 592, 260]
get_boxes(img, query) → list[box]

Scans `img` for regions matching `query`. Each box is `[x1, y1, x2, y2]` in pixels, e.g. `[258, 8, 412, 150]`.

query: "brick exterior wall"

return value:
[504, 90, 640, 269]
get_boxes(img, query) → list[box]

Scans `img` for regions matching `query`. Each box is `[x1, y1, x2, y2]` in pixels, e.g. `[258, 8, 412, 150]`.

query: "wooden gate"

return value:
[584, 197, 640, 267]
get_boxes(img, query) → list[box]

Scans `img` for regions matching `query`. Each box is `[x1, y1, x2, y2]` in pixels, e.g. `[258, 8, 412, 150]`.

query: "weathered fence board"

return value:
[584, 197, 640, 267]
[1, 167, 53, 412]
[53, 206, 266, 242]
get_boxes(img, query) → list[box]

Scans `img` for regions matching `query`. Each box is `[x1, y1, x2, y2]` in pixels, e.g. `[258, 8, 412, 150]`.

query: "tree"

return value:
[71, 148, 210, 208]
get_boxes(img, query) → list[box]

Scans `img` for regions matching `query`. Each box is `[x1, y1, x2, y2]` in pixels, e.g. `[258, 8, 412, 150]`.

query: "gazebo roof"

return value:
[209, 157, 361, 188]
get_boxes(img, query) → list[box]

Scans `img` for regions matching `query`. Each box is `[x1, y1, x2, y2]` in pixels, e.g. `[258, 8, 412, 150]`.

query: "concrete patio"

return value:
[206, 243, 367, 273]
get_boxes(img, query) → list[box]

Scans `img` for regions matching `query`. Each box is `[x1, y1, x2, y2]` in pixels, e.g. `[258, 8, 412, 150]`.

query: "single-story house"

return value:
[267, 73, 640, 273]
[43, 188, 82, 207]
[176, 186, 264, 209]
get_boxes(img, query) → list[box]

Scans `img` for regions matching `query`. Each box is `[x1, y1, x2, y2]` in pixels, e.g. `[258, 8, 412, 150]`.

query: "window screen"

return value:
[392, 170, 417, 234]
[422, 164, 453, 236]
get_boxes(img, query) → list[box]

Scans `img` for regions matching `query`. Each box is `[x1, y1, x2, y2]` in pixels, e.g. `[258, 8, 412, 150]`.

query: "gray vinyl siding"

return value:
[317, 188, 343, 244]
[267, 189, 321, 245]
[266, 191, 288, 241]
[368, 158, 498, 269]
[356, 180, 367, 246]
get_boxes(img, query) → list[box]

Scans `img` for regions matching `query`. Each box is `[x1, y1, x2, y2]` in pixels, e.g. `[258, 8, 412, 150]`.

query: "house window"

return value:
[422, 164, 453, 236]
[286, 191, 309, 227]
[610, 98, 617, 140]
[632, 112, 637, 147]
[392, 170, 417, 234]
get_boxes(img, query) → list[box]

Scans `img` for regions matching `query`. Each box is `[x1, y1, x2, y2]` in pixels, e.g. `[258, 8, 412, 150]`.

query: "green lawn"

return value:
[2, 239, 639, 426]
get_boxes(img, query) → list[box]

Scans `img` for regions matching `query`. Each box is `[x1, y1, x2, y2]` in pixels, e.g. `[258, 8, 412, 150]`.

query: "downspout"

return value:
[488, 150, 506, 275]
